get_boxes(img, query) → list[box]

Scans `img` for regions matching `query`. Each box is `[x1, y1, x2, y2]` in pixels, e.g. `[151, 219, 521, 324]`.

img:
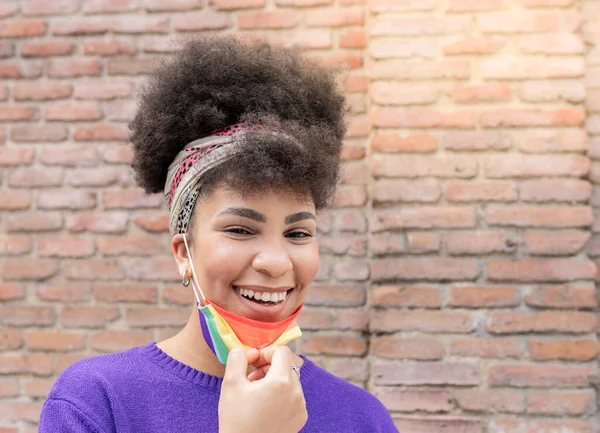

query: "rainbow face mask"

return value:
[183, 234, 303, 364]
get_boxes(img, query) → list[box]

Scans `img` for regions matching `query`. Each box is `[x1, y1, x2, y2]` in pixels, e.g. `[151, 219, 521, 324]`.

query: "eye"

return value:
[286, 230, 313, 239]
[225, 226, 254, 235]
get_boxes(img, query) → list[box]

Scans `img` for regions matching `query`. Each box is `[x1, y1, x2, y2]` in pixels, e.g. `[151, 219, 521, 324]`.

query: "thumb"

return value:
[223, 348, 257, 384]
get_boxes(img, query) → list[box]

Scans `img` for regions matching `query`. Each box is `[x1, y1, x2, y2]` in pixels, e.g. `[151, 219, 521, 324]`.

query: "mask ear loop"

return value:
[182, 232, 206, 306]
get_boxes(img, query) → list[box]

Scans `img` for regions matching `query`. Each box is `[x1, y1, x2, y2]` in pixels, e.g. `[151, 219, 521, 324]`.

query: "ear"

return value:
[171, 233, 190, 279]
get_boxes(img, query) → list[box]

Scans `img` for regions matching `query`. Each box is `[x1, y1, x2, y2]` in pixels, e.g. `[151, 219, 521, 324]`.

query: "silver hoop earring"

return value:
[182, 275, 191, 287]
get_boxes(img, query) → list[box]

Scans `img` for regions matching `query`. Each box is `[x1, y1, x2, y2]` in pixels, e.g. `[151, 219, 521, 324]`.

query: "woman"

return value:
[39, 36, 398, 433]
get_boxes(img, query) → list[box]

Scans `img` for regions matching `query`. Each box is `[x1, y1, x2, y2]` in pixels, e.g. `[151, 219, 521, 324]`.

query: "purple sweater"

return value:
[39, 343, 398, 432]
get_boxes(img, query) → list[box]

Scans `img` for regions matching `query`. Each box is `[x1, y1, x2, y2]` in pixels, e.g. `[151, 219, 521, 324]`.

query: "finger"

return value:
[265, 346, 293, 379]
[247, 364, 270, 382]
[224, 348, 258, 383]
[250, 346, 277, 369]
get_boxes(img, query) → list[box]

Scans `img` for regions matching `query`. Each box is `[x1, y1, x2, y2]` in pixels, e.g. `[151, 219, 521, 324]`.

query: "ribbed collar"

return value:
[142, 342, 318, 392]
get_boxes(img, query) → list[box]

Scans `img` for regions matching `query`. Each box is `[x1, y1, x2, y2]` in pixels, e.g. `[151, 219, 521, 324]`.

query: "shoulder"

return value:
[300, 357, 398, 432]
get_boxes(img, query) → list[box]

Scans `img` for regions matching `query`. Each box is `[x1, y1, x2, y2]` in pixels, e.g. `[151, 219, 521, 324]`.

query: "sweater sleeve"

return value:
[39, 398, 108, 433]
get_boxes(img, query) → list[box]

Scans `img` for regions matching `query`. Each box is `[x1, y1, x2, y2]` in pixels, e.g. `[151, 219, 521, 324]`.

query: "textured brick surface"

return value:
[0, 0, 598, 431]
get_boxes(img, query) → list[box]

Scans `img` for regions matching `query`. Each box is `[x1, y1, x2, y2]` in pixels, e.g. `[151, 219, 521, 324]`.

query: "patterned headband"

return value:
[165, 123, 295, 235]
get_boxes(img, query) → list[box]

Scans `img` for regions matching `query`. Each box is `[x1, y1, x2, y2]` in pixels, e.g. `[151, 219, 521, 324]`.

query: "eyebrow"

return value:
[217, 208, 315, 225]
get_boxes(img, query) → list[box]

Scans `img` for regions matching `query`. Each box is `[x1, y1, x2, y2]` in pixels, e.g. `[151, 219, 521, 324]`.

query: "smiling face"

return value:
[172, 185, 320, 323]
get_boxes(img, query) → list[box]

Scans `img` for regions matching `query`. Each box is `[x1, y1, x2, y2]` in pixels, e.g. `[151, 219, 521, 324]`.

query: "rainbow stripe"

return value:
[198, 303, 302, 364]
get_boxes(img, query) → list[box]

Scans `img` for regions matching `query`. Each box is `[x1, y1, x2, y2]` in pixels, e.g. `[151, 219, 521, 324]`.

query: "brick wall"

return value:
[0, 0, 598, 431]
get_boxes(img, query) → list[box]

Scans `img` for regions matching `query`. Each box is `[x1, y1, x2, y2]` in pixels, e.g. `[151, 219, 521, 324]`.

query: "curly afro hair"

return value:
[130, 35, 347, 213]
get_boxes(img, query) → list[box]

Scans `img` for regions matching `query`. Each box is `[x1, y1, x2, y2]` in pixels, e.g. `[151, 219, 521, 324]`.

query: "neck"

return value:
[157, 307, 226, 377]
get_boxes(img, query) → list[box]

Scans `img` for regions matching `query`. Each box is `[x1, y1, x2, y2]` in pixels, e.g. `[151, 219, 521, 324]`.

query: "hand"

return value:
[219, 346, 307, 433]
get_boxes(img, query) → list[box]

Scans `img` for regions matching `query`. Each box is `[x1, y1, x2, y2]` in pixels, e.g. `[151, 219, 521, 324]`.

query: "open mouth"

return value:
[233, 286, 293, 307]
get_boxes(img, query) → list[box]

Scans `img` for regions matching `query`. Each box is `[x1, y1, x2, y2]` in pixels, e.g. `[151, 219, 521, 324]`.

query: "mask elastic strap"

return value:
[182, 232, 206, 306]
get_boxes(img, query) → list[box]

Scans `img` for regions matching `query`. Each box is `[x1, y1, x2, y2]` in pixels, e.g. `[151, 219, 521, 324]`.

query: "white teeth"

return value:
[236, 287, 290, 303]
[261, 292, 270, 302]
[248, 290, 254, 298]
[270, 293, 278, 302]
[254, 292, 262, 300]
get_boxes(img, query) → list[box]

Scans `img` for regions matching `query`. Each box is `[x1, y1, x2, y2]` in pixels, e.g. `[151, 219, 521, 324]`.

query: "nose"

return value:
[252, 243, 293, 278]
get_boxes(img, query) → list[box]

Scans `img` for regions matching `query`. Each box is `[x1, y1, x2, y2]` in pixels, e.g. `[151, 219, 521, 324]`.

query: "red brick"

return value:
[488, 311, 596, 334]
[0, 329, 23, 350]
[375, 388, 452, 413]
[492, 419, 592, 433]
[478, 12, 581, 33]
[0, 305, 55, 326]
[305, 9, 363, 27]
[74, 82, 133, 100]
[0, 2, 19, 17]
[63, 259, 124, 281]
[172, 12, 232, 31]
[372, 337, 444, 360]
[6, 212, 63, 232]
[94, 284, 157, 303]
[373, 207, 476, 231]
[527, 391, 594, 416]
[0, 379, 19, 397]
[0, 148, 34, 167]
[339, 30, 366, 49]
[486, 205, 592, 228]
[0, 353, 53, 375]
[37, 190, 96, 210]
[451, 338, 521, 358]
[83, 0, 139, 14]
[101, 142, 134, 161]
[40, 145, 99, 167]
[46, 58, 102, 78]
[481, 108, 585, 127]
[371, 310, 475, 333]
[443, 36, 506, 55]
[126, 307, 188, 328]
[13, 82, 71, 101]
[394, 417, 481, 433]
[66, 212, 129, 233]
[449, 285, 519, 308]
[407, 232, 440, 253]
[372, 108, 476, 128]
[482, 57, 584, 80]
[56, 354, 89, 373]
[319, 237, 366, 257]
[126, 258, 180, 281]
[98, 237, 160, 257]
[455, 390, 524, 413]
[111, 16, 168, 33]
[0, 61, 42, 79]
[0, 402, 44, 423]
[91, 330, 152, 352]
[485, 155, 589, 178]
[372, 59, 470, 80]
[370, 0, 437, 11]
[333, 185, 367, 207]
[520, 33, 583, 54]
[448, 83, 511, 103]
[238, 11, 300, 29]
[142, 36, 181, 53]
[373, 155, 477, 178]
[371, 15, 470, 35]
[102, 189, 163, 209]
[73, 123, 130, 141]
[489, 364, 597, 388]
[300, 334, 367, 356]
[525, 230, 589, 255]
[163, 285, 195, 305]
[529, 340, 600, 362]
[449, 0, 506, 11]
[107, 58, 160, 75]
[445, 181, 517, 203]
[0, 236, 29, 256]
[520, 180, 591, 203]
[373, 180, 440, 203]
[371, 133, 437, 153]
[45, 102, 102, 121]
[276, 0, 331, 5]
[144, 0, 204, 10]
[315, 53, 363, 69]
[0, 284, 25, 301]
[370, 285, 441, 308]
[37, 283, 91, 302]
[521, 0, 574, 5]
[0, 191, 30, 210]
[22, 379, 54, 398]
[304, 285, 365, 307]
[372, 82, 438, 106]
[0, 106, 37, 121]
[69, 167, 126, 187]
[0, 19, 47, 37]
[22, 0, 80, 15]
[1, 259, 57, 281]
[37, 236, 95, 258]
[212, 0, 265, 9]
[25, 330, 85, 351]
[51, 17, 112, 35]
[447, 231, 517, 255]
[372, 258, 479, 281]
[525, 283, 596, 309]
[61, 306, 120, 328]
[12, 125, 68, 142]
[374, 360, 479, 386]
[442, 131, 512, 152]
[489, 258, 596, 282]
[522, 81, 585, 103]
[83, 38, 137, 55]
[336, 210, 366, 233]
[132, 214, 169, 233]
